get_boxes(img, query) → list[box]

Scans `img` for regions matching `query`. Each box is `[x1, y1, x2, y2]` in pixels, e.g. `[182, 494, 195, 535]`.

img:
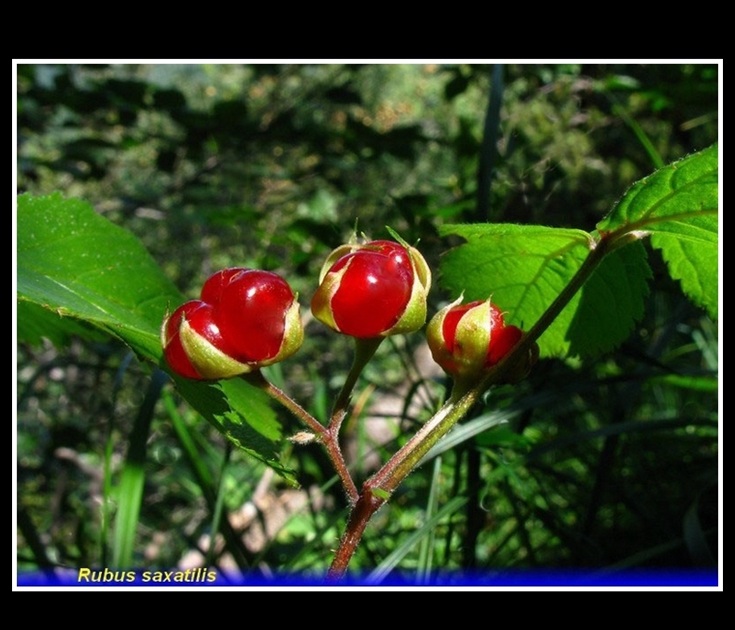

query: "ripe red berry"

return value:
[208, 269, 298, 363]
[200, 267, 247, 304]
[162, 268, 303, 380]
[311, 238, 431, 339]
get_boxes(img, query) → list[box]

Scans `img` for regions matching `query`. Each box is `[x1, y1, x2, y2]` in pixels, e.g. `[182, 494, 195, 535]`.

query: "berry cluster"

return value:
[162, 237, 530, 383]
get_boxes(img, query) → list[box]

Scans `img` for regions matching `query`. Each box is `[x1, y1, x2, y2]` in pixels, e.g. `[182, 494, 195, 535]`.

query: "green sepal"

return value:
[177, 316, 253, 379]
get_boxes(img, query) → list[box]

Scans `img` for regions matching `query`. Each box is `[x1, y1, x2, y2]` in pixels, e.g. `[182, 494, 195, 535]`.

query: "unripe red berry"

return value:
[311, 238, 431, 339]
[162, 268, 303, 380]
[426, 297, 526, 380]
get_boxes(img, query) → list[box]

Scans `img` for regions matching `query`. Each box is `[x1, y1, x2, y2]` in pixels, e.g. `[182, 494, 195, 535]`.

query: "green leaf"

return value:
[651, 228, 718, 320]
[111, 463, 145, 568]
[110, 367, 167, 568]
[175, 377, 297, 486]
[437, 145, 718, 358]
[567, 241, 651, 357]
[17, 193, 296, 481]
[17, 299, 106, 347]
[654, 373, 718, 392]
[597, 144, 718, 319]
[438, 224, 650, 358]
[17, 192, 181, 360]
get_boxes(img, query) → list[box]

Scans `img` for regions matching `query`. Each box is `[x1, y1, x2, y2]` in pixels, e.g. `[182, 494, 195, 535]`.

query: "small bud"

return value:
[288, 431, 317, 445]
[426, 297, 533, 382]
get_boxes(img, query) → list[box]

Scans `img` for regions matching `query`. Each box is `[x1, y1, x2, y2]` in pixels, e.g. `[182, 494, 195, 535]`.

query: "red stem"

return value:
[244, 371, 359, 504]
[327, 489, 385, 581]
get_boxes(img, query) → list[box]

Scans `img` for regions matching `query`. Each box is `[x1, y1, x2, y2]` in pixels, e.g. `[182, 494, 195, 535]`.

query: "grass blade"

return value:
[368, 495, 466, 584]
[111, 369, 166, 567]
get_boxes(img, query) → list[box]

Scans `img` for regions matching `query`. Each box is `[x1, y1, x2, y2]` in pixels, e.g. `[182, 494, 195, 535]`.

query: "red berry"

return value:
[441, 301, 503, 355]
[200, 267, 249, 305]
[162, 300, 232, 379]
[311, 238, 431, 339]
[487, 324, 523, 366]
[331, 251, 412, 337]
[161, 268, 304, 380]
[214, 270, 297, 363]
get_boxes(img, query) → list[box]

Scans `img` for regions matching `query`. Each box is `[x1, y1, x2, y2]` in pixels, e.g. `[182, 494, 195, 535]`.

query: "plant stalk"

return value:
[245, 371, 359, 504]
[329, 337, 384, 437]
[327, 231, 617, 579]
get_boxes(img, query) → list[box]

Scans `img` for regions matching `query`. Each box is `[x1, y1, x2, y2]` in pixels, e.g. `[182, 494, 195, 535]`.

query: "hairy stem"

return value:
[245, 371, 326, 436]
[327, 490, 384, 581]
[244, 371, 359, 504]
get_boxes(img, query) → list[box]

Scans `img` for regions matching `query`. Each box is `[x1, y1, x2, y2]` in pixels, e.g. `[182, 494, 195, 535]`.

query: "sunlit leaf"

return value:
[439, 224, 590, 358]
[598, 143, 718, 319]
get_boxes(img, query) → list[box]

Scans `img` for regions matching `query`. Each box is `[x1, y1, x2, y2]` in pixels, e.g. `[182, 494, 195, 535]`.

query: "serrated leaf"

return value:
[17, 193, 296, 481]
[598, 144, 718, 319]
[438, 224, 651, 358]
[651, 228, 717, 320]
[175, 378, 297, 486]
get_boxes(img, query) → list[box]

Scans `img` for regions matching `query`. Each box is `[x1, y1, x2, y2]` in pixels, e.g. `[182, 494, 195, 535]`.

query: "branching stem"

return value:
[244, 371, 359, 504]
[327, 231, 619, 580]
[258, 231, 623, 580]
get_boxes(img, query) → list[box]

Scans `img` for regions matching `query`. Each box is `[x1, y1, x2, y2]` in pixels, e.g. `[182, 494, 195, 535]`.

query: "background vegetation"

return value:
[15, 63, 719, 584]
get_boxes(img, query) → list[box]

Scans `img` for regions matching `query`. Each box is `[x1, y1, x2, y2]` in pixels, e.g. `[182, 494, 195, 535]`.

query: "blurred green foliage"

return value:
[16, 63, 718, 583]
